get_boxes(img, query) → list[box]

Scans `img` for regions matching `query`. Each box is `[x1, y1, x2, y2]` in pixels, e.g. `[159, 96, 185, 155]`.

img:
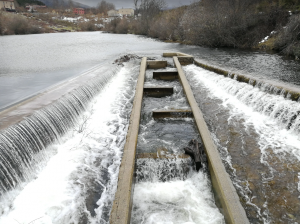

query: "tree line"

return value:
[104, 0, 300, 57]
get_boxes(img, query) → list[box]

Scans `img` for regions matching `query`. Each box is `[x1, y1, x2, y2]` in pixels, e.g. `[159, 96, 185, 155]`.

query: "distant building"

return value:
[118, 8, 134, 17]
[0, 0, 16, 12]
[25, 5, 47, 12]
[107, 9, 119, 17]
[73, 8, 84, 15]
[108, 8, 134, 18]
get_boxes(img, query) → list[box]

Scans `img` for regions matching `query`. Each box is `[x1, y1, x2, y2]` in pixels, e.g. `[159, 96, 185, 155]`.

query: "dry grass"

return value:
[0, 12, 44, 35]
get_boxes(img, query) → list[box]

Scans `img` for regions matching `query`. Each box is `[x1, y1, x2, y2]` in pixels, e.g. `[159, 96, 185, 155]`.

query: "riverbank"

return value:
[103, 1, 300, 59]
[0, 11, 102, 35]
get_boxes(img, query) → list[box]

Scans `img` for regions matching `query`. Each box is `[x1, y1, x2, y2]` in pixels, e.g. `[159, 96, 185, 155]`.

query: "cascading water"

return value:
[210, 74, 300, 134]
[0, 60, 140, 224]
[131, 66, 225, 224]
[0, 71, 114, 195]
[184, 65, 300, 223]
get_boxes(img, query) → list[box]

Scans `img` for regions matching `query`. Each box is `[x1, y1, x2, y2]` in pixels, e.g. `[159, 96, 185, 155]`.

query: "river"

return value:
[0, 32, 300, 224]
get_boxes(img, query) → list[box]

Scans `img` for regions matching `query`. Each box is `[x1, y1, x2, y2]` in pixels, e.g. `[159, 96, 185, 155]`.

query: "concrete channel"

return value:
[110, 54, 250, 224]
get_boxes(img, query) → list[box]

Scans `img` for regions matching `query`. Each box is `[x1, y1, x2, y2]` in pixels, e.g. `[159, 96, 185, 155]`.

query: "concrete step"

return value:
[153, 71, 178, 80]
[152, 109, 193, 119]
[147, 60, 167, 69]
[144, 86, 173, 98]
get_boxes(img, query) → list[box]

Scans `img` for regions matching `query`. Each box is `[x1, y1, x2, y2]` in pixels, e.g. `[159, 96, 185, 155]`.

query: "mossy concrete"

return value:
[173, 56, 250, 224]
[110, 57, 147, 224]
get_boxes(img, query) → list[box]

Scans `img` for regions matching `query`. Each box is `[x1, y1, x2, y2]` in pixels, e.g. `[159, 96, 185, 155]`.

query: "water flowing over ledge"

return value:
[0, 61, 142, 224]
[184, 64, 300, 223]
[194, 60, 300, 102]
[0, 71, 115, 194]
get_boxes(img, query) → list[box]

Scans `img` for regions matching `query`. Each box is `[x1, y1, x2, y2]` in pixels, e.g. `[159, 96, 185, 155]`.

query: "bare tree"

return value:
[68, 0, 74, 9]
[139, 0, 166, 34]
[53, 0, 59, 9]
[97, 0, 116, 15]
[133, 0, 140, 12]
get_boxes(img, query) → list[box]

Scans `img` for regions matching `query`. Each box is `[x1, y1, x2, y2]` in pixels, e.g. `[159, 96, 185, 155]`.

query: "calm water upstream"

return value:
[0, 32, 300, 223]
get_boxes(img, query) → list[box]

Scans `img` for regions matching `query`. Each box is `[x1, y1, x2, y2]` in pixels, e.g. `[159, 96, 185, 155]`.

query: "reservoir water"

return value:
[1, 32, 300, 223]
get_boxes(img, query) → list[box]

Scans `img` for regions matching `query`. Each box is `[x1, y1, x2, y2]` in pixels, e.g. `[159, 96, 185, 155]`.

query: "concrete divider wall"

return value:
[173, 56, 250, 224]
[110, 57, 147, 224]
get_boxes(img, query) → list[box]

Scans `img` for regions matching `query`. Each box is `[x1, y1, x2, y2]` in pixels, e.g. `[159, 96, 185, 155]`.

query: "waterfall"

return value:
[186, 65, 300, 135]
[136, 158, 193, 182]
[0, 71, 115, 195]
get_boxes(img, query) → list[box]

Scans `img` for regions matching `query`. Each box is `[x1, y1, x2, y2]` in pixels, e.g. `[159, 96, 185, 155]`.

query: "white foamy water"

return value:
[184, 65, 300, 162]
[0, 63, 139, 224]
[131, 170, 224, 224]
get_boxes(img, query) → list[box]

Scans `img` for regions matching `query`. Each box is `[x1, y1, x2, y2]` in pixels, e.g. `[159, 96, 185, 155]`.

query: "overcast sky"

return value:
[76, 0, 191, 9]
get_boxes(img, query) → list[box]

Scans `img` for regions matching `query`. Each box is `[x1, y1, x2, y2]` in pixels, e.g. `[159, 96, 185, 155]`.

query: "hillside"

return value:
[39, 0, 90, 8]
[16, 0, 45, 6]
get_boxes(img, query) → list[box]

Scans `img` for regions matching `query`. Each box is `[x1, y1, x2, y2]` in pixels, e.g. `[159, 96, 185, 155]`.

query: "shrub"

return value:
[275, 14, 300, 57]
[115, 19, 130, 34]
[0, 12, 3, 35]
[1, 13, 43, 35]
[9, 15, 30, 34]
[79, 20, 97, 31]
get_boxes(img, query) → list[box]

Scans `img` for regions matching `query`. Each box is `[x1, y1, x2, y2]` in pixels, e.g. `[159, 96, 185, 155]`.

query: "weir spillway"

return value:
[0, 52, 300, 223]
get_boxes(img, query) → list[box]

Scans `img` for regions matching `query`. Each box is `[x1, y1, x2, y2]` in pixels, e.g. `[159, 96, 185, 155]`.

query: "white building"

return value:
[108, 8, 134, 17]
[0, 0, 15, 11]
[107, 9, 119, 17]
[118, 8, 134, 17]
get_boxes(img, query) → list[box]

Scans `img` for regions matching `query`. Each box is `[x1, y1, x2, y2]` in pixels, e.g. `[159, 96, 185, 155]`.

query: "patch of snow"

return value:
[259, 36, 269, 44]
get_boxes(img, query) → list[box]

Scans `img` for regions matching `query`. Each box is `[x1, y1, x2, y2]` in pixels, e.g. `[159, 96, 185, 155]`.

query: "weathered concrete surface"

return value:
[147, 60, 167, 69]
[163, 52, 194, 65]
[144, 87, 173, 98]
[163, 52, 192, 57]
[153, 71, 178, 80]
[173, 56, 250, 224]
[110, 57, 147, 224]
[152, 109, 193, 119]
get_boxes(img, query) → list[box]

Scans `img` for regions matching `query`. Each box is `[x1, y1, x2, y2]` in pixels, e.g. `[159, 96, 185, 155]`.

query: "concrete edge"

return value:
[163, 52, 193, 57]
[152, 109, 193, 119]
[109, 57, 147, 224]
[0, 65, 103, 131]
[173, 56, 250, 224]
[194, 59, 300, 102]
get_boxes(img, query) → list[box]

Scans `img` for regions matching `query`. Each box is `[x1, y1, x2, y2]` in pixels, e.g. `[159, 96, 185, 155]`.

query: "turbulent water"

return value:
[0, 61, 140, 223]
[131, 66, 224, 224]
[1, 32, 300, 223]
[185, 65, 300, 223]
